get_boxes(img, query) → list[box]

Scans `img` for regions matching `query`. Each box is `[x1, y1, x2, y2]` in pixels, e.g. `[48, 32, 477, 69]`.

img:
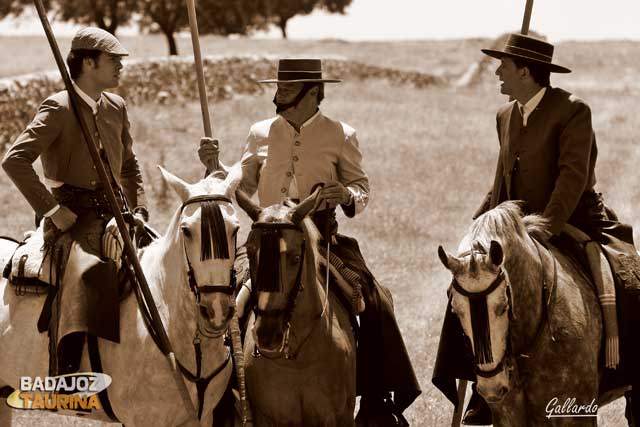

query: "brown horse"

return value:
[438, 201, 627, 426]
[236, 189, 356, 426]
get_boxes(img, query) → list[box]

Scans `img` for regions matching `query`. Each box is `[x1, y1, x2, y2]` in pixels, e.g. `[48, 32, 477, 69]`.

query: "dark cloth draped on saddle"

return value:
[311, 209, 421, 413]
[432, 191, 640, 407]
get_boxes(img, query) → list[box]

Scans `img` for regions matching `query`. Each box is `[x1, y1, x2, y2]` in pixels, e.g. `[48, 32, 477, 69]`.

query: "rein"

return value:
[515, 237, 557, 366]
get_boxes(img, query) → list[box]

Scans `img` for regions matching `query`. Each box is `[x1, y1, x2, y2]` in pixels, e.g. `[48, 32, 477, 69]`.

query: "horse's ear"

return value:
[438, 246, 449, 269]
[158, 165, 190, 202]
[438, 246, 463, 274]
[489, 240, 504, 267]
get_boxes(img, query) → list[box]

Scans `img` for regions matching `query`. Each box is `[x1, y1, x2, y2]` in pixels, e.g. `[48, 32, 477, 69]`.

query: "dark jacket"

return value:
[2, 90, 146, 216]
[475, 87, 597, 235]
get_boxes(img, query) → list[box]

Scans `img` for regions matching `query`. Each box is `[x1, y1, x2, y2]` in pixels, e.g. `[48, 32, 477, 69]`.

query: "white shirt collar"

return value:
[301, 109, 321, 129]
[517, 87, 546, 125]
[279, 109, 322, 131]
[72, 82, 100, 115]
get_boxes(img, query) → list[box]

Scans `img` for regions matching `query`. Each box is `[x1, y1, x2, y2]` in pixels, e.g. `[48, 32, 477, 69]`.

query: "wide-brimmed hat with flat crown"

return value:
[258, 59, 341, 83]
[481, 33, 571, 73]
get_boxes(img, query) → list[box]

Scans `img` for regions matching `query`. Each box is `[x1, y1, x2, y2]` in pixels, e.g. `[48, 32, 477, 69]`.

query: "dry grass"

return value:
[1, 38, 639, 426]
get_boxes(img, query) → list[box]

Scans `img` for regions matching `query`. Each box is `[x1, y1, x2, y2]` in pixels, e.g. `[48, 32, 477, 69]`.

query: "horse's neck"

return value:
[505, 236, 546, 351]
[139, 240, 198, 358]
[290, 257, 327, 338]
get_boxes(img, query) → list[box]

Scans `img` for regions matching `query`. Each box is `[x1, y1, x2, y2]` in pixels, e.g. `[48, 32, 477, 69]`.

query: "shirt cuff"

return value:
[43, 204, 61, 218]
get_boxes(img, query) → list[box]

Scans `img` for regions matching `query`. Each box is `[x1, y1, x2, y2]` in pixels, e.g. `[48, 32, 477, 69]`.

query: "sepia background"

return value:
[1, 0, 639, 425]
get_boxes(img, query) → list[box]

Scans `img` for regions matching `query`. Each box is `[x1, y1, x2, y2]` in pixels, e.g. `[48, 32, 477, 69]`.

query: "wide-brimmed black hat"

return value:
[258, 59, 341, 84]
[481, 33, 571, 73]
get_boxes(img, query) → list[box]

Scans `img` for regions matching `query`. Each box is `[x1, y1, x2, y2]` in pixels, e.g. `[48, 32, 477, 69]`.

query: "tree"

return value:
[139, 0, 267, 56]
[196, 0, 267, 36]
[54, 0, 138, 35]
[139, 0, 187, 56]
[0, 0, 46, 19]
[261, 0, 352, 38]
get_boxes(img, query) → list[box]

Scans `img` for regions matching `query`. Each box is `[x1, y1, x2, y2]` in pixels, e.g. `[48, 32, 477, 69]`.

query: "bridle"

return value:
[180, 195, 237, 308]
[451, 237, 557, 380]
[250, 221, 321, 360]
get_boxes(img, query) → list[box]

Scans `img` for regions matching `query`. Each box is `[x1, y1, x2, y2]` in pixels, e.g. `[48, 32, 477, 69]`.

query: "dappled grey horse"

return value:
[438, 201, 627, 426]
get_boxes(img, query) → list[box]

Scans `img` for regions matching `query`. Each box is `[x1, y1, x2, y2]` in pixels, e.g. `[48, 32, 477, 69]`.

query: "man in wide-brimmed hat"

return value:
[200, 58, 421, 425]
[432, 33, 640, 426]
[2, 27, 148, 375]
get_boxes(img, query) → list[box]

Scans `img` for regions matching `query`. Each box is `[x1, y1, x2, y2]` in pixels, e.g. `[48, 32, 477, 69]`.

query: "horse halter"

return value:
[180, 194, 237, 302]
[451, 249, 509, 378]
[250, 222, 305, 318]
[250, 221, 310, 358]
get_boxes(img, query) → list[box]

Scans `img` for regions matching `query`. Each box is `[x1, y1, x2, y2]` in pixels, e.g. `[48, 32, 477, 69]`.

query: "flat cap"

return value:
[70, 27, 128, 56]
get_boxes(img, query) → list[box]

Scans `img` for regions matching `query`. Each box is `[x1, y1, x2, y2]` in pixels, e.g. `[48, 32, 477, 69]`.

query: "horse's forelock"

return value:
[201, 200, 230, 261]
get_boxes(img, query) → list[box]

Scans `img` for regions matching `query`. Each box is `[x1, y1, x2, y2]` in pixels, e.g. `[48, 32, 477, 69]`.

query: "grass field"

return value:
[0, 36, 639, 426]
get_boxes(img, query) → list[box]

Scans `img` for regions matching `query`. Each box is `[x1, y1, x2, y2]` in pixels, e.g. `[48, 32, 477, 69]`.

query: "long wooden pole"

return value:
[450, 379, 468, 427]
[186, 0, 219, 171]
[32, 2, 199, 424]
[521, 0, 534, 34]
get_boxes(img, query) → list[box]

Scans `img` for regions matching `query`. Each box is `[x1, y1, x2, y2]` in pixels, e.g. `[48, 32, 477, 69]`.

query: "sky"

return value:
[1, 0, 639, 42]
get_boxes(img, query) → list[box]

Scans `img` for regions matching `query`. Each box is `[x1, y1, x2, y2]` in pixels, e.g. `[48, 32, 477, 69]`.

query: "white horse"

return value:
[0, 164, 243, 427]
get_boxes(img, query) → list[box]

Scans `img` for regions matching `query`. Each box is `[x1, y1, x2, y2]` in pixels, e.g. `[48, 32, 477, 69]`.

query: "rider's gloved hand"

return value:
[198, 137, 220, 174]
[50, 205, 77, 232]
[318, 181, 353, 209]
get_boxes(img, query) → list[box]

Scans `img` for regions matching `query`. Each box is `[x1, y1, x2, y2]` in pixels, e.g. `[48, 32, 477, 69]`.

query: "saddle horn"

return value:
[235, 189, 262, 221]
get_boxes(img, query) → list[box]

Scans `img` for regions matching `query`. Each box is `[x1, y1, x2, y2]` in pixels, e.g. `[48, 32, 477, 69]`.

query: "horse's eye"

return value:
[181, 226, 192, 239]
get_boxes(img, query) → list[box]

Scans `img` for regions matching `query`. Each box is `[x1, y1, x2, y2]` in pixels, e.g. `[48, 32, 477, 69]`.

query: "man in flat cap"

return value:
[434, 33, 640, 425]
[2, 27, 147, 375]
[200, 58, 420, 425]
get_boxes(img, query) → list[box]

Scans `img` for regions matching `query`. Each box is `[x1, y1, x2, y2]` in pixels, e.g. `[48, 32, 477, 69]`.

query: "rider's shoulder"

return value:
[101, 91, 126, 108]
[249, 117, 279, 138]
[318, 113, 357, 139]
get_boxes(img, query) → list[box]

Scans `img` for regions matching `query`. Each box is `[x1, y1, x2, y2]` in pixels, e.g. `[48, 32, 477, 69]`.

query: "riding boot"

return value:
[462, 384, 492, 426]
[57, 332, 85, 375]
[355, 394, 409, 427]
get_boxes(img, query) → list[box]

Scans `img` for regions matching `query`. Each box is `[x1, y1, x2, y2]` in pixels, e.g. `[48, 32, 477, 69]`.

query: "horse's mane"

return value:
[463, 201, 551, 254]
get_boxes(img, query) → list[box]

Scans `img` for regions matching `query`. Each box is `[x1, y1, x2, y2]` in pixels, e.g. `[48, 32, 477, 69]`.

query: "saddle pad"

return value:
[8, 226, 71, 291]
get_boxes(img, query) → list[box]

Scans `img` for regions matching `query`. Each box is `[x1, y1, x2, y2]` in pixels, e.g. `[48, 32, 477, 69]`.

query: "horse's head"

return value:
[159, 163, 242, 337]
[236, 188, 321, 356]
[438, 240, 511, 401]
[438, 240, 513, 402]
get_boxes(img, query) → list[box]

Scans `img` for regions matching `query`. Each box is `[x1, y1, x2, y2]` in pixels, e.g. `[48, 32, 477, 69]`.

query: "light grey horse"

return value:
[0, 165, 242, 426]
